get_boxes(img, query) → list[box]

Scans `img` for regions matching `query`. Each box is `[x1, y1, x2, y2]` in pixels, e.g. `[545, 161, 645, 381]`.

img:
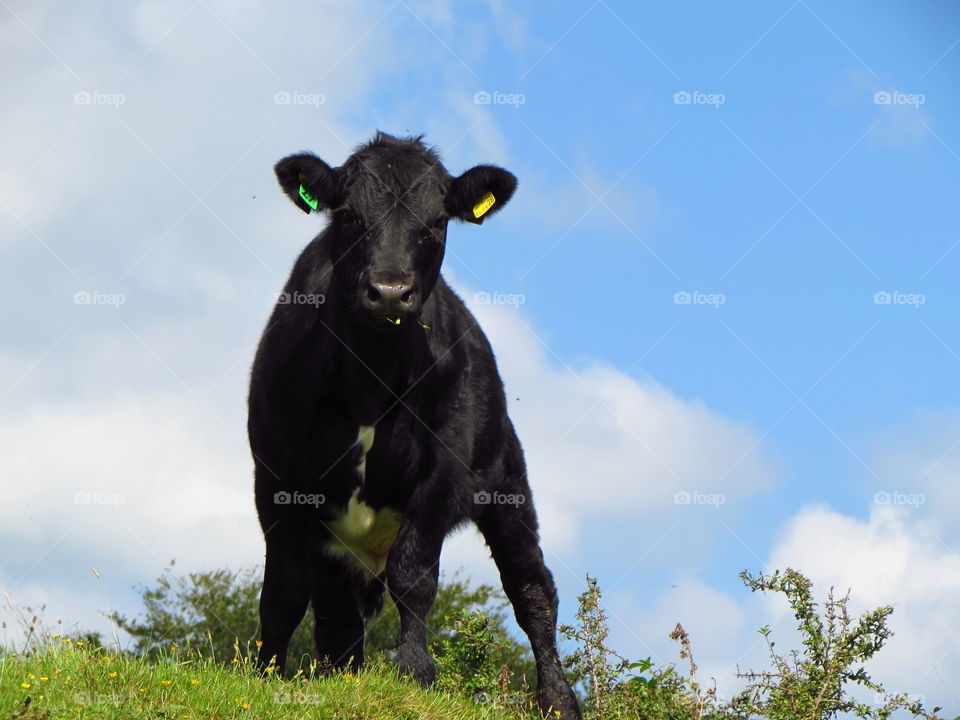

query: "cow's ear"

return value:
[274, 153, 346, 214]
[445, 165, 517, 225]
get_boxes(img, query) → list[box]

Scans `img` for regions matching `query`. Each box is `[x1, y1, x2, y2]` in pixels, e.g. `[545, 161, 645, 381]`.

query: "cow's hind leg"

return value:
[258, 523, 311, 675]
[310, 551, 366, 673]
[477, 498, 583, 720]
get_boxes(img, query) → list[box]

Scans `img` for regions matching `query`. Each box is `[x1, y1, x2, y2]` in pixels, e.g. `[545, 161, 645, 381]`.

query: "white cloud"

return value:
[591, 502, 960, 715]
[0, 287, 779, 644]
[467, 294, 776, 525]
[841, 69, 933, 148]
[1, 0, 782, 662]
[869, 410, 960, 539]
[768, 504, 960, 709]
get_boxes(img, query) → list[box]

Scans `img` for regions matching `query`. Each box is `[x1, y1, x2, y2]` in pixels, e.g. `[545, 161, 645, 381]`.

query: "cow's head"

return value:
[274, 132, 516, 331]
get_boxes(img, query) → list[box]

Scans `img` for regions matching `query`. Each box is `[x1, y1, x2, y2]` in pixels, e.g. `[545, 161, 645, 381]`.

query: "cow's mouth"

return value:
[360, 312, 408, 332]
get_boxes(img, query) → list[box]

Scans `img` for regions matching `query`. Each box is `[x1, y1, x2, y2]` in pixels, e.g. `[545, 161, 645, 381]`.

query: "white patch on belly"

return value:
[325, 492, 402, 577]
[355, 425, 375, 482]
[323, 424, 401, 577]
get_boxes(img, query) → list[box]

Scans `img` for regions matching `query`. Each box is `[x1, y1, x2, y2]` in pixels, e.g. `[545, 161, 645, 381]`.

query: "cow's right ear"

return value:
[274, 153, 346, 214]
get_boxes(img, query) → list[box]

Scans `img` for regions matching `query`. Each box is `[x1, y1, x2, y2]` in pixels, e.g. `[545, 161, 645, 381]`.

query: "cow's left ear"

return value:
[445, 165, 517, 225]
[274, 153, 346, 214]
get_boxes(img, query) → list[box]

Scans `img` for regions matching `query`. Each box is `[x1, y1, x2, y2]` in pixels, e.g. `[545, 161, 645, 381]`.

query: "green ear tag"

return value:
[298, 184, 319, 211]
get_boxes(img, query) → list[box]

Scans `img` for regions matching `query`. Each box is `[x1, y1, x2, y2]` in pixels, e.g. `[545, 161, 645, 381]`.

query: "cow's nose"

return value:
[362, 272, 419, 320]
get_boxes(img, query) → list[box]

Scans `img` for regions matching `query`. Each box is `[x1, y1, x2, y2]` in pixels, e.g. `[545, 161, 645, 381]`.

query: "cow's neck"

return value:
[338, 324, 425, 425]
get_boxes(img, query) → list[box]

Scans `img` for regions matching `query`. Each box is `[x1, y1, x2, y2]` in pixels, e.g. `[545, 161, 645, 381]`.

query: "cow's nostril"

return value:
[401, 289, 412, 303]
[366, 285, 381, 302]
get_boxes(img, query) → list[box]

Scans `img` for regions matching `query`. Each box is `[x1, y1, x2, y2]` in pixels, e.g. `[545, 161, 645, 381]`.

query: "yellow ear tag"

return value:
[472, 191, 496, 219]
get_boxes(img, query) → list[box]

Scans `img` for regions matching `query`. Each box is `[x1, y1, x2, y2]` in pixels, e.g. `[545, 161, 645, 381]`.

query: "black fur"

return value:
[248, 132, 581, 719]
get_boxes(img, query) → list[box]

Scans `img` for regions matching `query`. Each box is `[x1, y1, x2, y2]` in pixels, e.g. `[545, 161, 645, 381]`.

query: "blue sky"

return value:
[2, 0, 959, 713]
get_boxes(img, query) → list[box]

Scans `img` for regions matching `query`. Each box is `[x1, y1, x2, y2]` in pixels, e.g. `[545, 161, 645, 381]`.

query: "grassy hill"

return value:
[1, 640, 530, 720]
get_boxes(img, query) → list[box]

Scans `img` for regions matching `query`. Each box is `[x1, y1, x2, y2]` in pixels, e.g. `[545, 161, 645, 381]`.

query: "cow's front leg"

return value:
[257, 521, 311, 675]
[386, 512, 448, 685]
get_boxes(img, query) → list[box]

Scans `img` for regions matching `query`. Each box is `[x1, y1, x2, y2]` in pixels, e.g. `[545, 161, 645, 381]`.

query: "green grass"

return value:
[0, 637, 533, 720]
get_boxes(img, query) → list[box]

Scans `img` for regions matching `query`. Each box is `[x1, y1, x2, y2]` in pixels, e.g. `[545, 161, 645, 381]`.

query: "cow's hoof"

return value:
[394, 643, 436, 686]
[538, 684, 583, 720]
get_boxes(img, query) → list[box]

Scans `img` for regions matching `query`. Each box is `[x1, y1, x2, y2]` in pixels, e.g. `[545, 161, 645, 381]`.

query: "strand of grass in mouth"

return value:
[381, 316, 431, 329]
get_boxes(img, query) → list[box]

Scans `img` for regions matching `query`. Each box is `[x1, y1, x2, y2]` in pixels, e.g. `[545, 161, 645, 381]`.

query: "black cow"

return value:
[248, 132, 581, 719]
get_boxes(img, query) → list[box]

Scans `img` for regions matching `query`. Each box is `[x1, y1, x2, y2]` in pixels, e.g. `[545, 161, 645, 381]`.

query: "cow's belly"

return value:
[324, 493, 402, 577]
[321, 424, 403, 577]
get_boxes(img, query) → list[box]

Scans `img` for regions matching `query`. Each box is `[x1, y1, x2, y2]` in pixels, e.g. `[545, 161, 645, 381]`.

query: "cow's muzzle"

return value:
[359, 271, 420, 328]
